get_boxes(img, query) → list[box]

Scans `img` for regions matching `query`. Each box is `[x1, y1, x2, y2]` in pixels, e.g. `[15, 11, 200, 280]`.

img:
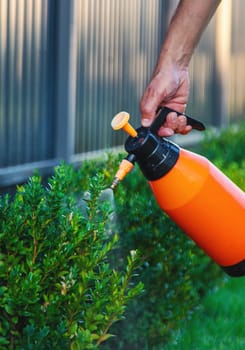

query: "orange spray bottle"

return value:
[111, 107, 245, 277]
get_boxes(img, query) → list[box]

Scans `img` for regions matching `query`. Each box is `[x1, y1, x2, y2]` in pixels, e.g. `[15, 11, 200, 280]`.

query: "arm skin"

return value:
[140, 0, 222, 136]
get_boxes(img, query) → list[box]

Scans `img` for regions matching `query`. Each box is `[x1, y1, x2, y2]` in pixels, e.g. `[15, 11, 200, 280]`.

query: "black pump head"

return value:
[125, 126, 180, 180]
[111, 107, 205, 185]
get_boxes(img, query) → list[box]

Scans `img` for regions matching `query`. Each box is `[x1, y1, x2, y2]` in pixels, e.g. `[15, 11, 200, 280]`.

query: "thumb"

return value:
[140, 87, 163, 127]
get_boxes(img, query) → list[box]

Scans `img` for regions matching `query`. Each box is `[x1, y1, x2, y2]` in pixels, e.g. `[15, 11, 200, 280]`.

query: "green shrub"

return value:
[0, 166, 143, 349]
[200, 124, 245, 192]
[201, 122, 245, 167]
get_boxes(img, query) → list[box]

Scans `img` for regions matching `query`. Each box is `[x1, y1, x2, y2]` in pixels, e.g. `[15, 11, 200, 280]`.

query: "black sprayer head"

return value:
[110, 107, 205, 187]
[125, 126, 180, 181]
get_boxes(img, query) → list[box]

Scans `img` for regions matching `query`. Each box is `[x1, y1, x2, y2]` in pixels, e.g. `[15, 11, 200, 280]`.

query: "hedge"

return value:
[0, 169, 143, 349]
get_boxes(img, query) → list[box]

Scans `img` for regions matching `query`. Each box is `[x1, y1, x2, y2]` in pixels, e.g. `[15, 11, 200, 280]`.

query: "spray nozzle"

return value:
[110, 154, 136, 190]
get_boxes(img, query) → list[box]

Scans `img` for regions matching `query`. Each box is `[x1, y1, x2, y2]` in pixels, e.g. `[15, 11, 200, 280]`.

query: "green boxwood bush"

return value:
[0, 167, 143, 349]
[201, 124, 245, 189]
[200, 123, 245, 168]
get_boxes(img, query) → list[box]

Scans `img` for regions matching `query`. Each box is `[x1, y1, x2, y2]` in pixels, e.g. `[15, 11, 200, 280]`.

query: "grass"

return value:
[165, 276, 245, 350]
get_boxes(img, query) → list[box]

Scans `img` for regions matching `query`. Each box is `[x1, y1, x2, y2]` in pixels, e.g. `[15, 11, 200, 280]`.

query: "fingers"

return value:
[157, 112, 192, 137]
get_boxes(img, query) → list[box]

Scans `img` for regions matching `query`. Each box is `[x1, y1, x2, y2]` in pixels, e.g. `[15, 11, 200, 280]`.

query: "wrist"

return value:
[154, 48, 189, 77]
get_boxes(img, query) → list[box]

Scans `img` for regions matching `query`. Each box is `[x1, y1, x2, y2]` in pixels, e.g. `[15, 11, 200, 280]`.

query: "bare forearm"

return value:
[158, 0, 222, 69]
[140, 0, 222, 131]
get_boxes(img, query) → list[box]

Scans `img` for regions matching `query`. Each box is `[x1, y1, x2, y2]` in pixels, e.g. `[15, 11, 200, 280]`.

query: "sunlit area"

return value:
[1, 1, 245, 349]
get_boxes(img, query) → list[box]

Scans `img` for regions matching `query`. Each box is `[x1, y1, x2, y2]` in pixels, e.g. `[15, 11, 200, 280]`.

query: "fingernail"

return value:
[142, 118, 151, 127]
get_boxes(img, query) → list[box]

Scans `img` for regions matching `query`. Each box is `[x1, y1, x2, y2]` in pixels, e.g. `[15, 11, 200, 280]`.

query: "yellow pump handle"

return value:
[111, 111, 138, 137]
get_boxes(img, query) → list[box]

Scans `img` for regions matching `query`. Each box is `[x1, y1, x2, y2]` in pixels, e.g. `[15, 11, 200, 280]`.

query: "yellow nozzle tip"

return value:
[111, 111, 130, 130]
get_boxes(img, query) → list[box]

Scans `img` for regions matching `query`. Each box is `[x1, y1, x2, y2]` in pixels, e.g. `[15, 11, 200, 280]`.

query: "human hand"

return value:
[140, 61, 192, 137]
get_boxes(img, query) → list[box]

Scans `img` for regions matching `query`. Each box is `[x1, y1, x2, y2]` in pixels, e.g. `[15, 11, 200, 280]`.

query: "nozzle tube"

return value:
[110, 177, 121, 190]
[110, 154, 136, 190]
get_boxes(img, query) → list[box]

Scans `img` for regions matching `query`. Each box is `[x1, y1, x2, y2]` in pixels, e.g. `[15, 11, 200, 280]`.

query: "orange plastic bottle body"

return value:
[149, 148, 245, 267]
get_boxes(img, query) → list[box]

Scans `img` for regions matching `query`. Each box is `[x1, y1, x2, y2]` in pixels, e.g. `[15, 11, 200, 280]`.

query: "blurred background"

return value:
[0, 0, 244, 189]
